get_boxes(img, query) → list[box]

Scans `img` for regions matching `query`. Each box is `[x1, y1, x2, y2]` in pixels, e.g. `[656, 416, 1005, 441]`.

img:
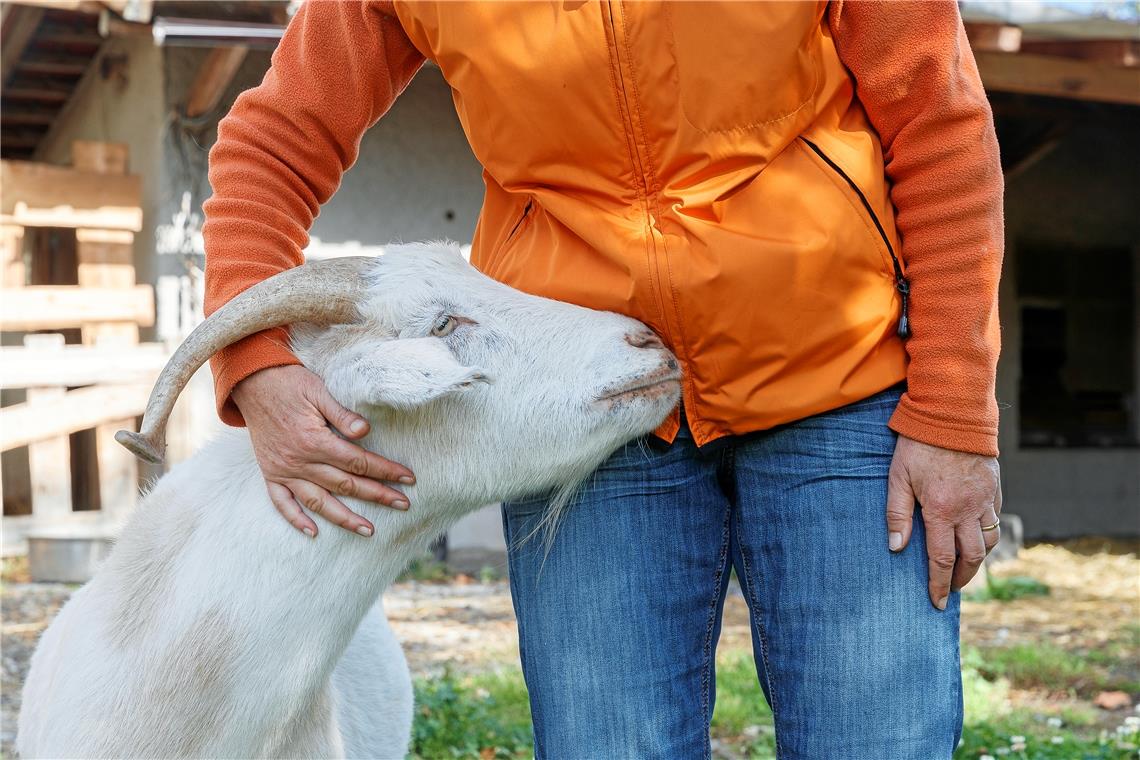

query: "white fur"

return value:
[18, 243, 680, 759]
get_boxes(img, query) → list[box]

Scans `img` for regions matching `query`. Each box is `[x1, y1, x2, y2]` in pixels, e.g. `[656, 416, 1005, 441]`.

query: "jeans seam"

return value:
[733, 507, 784, 760]
[699, 502, 733, 758]
[501, 506, 546, 757]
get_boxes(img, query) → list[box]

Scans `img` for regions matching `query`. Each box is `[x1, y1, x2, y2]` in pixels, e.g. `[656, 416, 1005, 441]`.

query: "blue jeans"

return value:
[502, 386, 962, 760]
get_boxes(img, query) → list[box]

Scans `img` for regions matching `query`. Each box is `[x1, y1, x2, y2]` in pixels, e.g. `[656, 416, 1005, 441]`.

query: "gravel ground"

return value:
[2, 540, 1136, 757]
[2, 583, 72, 757]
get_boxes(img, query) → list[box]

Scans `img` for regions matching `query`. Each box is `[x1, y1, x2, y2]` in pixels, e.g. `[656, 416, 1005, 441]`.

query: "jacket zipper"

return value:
[504, 199, 533, 248]
[799, 137, 911, 339]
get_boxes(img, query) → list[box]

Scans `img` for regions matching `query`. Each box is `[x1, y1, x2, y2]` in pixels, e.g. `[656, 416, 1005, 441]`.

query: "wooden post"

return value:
[24, 335, 71, 522]
[0, 224, 24, 287]
[72, 141, 140, 517]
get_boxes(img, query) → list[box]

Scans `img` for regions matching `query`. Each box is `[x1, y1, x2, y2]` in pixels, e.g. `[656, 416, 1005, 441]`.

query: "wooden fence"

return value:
[1, 141, 167, 555]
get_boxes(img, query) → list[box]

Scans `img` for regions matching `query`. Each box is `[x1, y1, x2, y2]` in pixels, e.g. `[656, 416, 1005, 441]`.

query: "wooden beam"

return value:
[185, 46, 248, 117]
[0, 160, 142, 230]
[1, 382, 151, 451]
[0, 285, 154, 330]
[0, 343, 167, 389]
[1, 6, 44, 87]
[977, 51, 1140, 106]
[71, 140, 129, 174]
[964, 22, 1022, 54]
[1020, 39, 1140, 68]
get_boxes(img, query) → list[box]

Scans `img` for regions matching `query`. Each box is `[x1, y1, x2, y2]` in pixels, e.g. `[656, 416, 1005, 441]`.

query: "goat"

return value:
[18, 243, 681, 759]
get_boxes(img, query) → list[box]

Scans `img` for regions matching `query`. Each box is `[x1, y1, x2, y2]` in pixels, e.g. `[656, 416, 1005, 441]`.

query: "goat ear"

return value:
[336, 337, 489, 410]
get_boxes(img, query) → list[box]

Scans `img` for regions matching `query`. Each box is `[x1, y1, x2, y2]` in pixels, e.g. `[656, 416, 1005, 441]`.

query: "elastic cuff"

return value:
[888, 398, 999, 457]
[209, 328, 302, 427]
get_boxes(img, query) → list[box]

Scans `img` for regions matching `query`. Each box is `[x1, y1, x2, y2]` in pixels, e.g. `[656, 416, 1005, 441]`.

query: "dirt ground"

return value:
[2, 539, 1137, 756]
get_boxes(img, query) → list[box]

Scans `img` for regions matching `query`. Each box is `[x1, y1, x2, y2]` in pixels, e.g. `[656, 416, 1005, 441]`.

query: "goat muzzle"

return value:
[116, 257, 375, 464]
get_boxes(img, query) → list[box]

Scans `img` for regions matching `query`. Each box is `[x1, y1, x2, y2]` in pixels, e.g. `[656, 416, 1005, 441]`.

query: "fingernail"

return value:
[392, 499, 410, 510]
[936, 596, 948, 611]
[889, 532, 903, 551]
[349, 419, 368, 435]
[355, 526, 373, 537]
[302, 527, 315, 538]
[398, 475, 415, 485]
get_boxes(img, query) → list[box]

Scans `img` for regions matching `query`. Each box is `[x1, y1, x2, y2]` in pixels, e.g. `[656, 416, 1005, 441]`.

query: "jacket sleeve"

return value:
[830, 0, 1005, 456]
[202, 0, 424, 426]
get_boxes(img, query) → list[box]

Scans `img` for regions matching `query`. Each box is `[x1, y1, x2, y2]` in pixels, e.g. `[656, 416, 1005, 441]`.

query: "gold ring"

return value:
[981, 519, 1001, 532]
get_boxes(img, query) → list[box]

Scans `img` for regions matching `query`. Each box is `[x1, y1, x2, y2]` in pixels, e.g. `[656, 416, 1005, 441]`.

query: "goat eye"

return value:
[431, 315, 457, 337]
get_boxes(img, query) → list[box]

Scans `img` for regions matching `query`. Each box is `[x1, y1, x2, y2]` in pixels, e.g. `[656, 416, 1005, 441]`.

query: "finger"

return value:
[309, 383, 370, 440]
[885, 464, 915, 552]
[993, 470, 1003, 515]
[306, 464, 411, 510]
[268, 481, 318, 538]
[925, 518, 956, 610]
[287, 480, 375, 537]
[981, 503, 1001, 554]
[952, 522, 987, 591]
[327, 436, 415, 485]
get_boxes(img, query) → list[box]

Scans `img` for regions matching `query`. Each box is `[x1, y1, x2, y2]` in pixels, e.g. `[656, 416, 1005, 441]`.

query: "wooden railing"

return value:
[0, 142, 166, 555]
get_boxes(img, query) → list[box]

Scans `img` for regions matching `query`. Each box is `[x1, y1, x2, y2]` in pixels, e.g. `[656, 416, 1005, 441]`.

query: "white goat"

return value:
[18, 243, 681, 759]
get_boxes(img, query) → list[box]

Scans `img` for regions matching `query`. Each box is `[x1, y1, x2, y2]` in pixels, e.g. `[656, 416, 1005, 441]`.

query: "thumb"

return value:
[308, 380, 369, 439]
[886, 464, 915, 552]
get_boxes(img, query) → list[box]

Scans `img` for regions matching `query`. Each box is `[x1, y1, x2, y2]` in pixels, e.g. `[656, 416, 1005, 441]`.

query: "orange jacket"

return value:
[204, 0, 1004, 455]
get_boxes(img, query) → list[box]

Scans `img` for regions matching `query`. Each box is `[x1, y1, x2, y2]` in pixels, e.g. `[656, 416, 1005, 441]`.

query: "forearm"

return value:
[203, 0, 424, 425]
[832, 0, 1004, 456]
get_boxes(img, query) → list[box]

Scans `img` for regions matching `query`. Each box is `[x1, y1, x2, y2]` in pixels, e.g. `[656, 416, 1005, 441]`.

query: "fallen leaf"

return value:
[1094, 690, 1132, 710]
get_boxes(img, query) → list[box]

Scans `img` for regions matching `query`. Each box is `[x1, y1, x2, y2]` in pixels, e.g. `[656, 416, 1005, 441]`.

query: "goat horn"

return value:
[116, 257, 376, 465]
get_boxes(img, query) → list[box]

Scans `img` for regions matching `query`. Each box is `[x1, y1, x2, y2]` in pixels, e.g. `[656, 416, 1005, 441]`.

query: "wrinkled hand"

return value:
[233, 365, 415, 538]
[886, 435, 1002, 610]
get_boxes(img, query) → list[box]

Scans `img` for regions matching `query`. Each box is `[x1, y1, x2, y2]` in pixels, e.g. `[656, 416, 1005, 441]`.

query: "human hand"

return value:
[232, 365, 415, 538]
[886, 435, 1002, 610]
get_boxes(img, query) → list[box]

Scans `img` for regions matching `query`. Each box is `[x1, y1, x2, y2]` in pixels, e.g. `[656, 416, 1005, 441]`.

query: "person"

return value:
[203, 2, 1003, 757]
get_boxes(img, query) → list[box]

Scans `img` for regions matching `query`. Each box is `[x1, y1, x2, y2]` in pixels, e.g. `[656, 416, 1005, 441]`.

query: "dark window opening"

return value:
[1018, 244, 1137, 448]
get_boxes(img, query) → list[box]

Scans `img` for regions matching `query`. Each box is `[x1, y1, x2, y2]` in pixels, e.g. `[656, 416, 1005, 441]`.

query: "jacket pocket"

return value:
[797, 137, 910, 339]
[500, 198, 534, 253]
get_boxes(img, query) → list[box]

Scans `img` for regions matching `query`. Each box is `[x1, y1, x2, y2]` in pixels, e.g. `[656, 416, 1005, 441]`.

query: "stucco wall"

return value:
[160, 50, 485, 254]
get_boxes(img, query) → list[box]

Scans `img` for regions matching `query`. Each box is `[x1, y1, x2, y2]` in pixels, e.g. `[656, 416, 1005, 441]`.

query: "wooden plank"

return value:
[0, 285, 154, 330]
[1020, 39, 1140, 68]
[977, 51, 1140, 106]
[1, 86, 71, 103]
[0, 382, 151, 451]
[964, 22, 1022, 54]
[0, 160, 142, 231]
[1, 6, 44, 87]
[71, 141, 129, 174]
[0, 224, 24, 287]
[78, 232, 137, 343]
[0, 343, 166, 389]
[185, 46, 248, 117]
[95, 420, 137, 516]
[25, 386, 71, 518]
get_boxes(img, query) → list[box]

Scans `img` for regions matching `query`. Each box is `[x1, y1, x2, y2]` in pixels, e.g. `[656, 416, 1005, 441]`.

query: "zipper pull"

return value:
[896, 276, 911, 340]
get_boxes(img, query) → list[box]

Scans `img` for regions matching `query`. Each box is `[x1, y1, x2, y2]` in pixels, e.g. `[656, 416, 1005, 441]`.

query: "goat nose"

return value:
[625, 330, 665, 350]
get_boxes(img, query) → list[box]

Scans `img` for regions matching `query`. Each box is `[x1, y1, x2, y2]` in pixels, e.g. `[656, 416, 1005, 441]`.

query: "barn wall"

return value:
[998, 117, 1140, 538]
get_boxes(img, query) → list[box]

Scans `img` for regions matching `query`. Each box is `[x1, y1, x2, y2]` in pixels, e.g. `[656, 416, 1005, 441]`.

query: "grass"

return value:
[966, 643, 1140, 698]
[411, 668, 532, 759]
[962, 568, 1051, 603]
[409, 647, 1140, 760]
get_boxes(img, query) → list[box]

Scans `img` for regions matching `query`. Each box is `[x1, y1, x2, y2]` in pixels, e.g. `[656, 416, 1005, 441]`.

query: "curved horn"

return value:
[116, 257, 376, 464]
